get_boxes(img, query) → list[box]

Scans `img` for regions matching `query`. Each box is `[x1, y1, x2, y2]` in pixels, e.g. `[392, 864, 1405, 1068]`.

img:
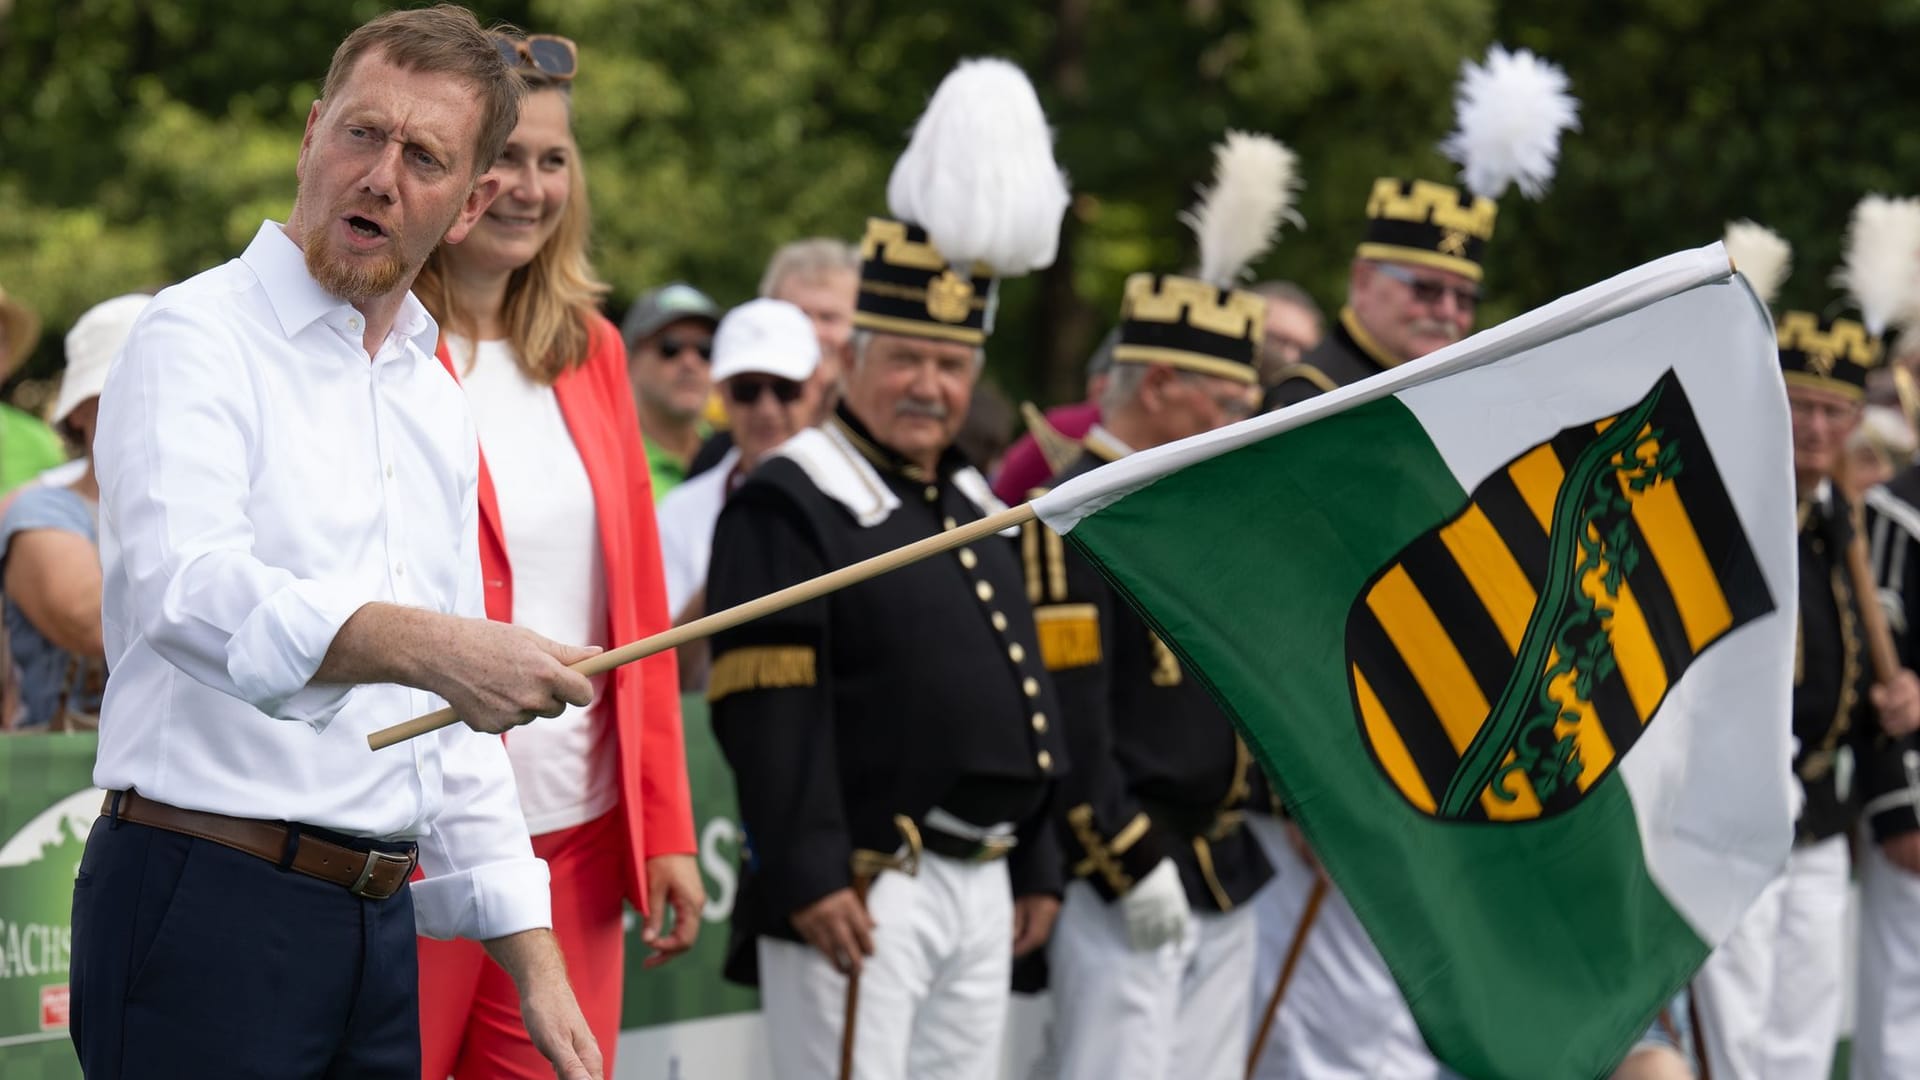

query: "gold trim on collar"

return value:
[1340, 306, 1406, 371]
[1354, 243, 1485, 283]
[1273, 362, 1339, 395]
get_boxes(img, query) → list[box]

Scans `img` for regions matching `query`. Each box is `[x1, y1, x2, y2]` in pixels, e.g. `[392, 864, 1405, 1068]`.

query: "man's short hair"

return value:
[320, 4, 525, 176]
[1249, 280, 1325, 329]
[759, 238, 858, 298]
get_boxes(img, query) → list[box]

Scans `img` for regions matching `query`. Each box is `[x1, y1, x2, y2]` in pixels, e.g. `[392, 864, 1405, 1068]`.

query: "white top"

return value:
[93, 221, 548, 943]
[655, 446, 738, 618]
[452, 336, 617, 836]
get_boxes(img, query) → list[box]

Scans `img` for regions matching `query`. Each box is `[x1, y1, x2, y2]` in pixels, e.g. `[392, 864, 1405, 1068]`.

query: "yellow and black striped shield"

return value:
[1346, 370, 1774, 823]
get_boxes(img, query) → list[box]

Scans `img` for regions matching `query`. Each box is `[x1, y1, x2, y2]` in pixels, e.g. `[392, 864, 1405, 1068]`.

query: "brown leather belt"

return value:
[106, 790, 417, 901]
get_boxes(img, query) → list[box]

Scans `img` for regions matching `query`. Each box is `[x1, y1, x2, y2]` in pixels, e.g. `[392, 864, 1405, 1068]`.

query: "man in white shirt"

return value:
[71, 9, 603, 1079]
[656, 298, 821, 627]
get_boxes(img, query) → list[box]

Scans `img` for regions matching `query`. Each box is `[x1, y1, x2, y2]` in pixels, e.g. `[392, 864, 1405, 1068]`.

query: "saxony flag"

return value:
[1032, 245, 1795, 1079]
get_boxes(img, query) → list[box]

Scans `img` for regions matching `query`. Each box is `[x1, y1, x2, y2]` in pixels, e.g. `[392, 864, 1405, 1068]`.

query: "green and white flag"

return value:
[1032, 245, 1795, 1079]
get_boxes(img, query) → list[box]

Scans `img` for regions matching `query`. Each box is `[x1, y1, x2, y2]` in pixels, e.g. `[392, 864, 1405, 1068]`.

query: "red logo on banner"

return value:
[41, 983, 69, 1030]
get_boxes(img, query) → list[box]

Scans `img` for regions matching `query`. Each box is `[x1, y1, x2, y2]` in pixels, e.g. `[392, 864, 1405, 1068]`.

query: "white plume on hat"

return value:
[1440, 45, 1580, 201]
[885, 58, 1071, 277]
[1179, 131, 1302, 290]
[1833, 194, 1920, 336]
[1722, 220, 1792, 307]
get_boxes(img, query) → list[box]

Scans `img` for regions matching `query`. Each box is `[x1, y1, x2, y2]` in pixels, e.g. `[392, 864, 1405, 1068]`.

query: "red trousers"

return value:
[418, 809, 627, 1079]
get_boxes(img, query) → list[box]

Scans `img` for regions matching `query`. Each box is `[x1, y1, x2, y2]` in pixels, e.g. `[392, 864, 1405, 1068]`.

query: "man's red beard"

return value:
[301, 213, 409, 304]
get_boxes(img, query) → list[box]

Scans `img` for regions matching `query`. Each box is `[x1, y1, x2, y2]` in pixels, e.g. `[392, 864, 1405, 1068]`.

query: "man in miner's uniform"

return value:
[703, 58, 1072, 1080]
[1691, 281, 1920, 1078]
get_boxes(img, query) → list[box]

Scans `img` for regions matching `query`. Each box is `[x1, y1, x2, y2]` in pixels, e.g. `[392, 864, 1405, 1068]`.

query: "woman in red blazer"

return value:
[410, 36, 701, 1079]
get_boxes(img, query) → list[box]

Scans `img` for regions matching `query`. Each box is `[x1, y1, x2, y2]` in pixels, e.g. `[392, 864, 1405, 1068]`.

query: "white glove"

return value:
[1121, 858, 1191, 951]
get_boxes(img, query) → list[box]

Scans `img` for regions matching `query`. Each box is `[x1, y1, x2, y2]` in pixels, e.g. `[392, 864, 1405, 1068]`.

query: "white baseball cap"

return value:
[53, 293, 151, 428]
[711, 299, 821, 385]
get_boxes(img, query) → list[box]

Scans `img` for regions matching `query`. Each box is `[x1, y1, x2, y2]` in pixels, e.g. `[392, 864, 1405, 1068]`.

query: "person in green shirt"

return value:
[620, 282, 719, 501]
[0, 287, 69, 494]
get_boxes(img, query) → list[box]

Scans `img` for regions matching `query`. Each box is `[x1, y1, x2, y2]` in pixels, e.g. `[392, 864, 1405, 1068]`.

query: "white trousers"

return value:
[757, 854, 1013, 1080]
[1040, 878, 1257, 1080]
[1694, 835, 1850, 1080]
[1853, 835, 1920, 1079]
[1244, 816, 1442, 1080]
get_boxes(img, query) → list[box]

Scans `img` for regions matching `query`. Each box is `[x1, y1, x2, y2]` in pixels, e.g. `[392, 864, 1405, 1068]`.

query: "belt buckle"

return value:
[972, 834, 1017, 862]
[349, 849, 416, 899]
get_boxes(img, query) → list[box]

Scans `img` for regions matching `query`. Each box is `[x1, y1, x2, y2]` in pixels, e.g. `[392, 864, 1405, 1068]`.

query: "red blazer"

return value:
[436, 315, 696, 913]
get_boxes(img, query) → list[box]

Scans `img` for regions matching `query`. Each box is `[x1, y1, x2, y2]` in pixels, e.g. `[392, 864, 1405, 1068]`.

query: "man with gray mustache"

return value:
[1262, 176, 1485, 412]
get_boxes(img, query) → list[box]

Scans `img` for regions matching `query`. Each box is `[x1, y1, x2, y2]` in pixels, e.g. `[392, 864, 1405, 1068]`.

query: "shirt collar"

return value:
[1083, 424, 1133, 462]
[830, 402, 967, 483]
[240, 221, 438, 357]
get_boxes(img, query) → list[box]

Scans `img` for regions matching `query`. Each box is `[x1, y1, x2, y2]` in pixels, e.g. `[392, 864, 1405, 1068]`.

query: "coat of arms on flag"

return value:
[1348, 370, 1774, 823]
[1033, 245, 1799, 1078]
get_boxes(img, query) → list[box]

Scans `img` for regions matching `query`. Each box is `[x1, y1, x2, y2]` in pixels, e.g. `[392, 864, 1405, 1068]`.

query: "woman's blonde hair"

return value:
[415, 79, 609, 384]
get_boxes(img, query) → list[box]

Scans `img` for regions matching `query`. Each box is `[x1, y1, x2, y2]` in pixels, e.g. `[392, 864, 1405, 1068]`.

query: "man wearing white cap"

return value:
[656, 298, 822, 626]
[1, 293, 148, 729]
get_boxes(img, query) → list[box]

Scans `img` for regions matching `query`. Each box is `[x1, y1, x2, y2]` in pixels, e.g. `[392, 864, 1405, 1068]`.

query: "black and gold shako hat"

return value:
[1356, 178, 1497, 283]
[1113, 273, 1263, 385]
[1109, 131, 1300, 386]
[1776, 310, 1881, 400]
[853, 218, 997, 346]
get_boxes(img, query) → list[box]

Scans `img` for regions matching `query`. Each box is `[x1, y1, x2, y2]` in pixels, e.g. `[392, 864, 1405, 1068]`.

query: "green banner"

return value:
[0, 695, 754, 1079]
[0, 732, 92, 1079]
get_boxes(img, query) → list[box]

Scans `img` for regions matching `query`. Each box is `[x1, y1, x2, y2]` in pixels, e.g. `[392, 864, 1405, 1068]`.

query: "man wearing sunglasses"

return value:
[621, 281, 722, 501]
[656, 298, 821, 633]
[1263, 178, 1489, 413]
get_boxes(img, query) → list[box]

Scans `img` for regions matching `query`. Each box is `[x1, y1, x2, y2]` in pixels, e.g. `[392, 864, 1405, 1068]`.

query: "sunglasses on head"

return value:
[656, 335, 712, 362]
[1373, 262, 1480, 310]
[727, 376, 804, 405]
[493, 34, 578, 82]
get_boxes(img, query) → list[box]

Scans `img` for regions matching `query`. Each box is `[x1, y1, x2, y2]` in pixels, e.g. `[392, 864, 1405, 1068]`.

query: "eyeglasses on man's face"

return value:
[1373, 262, 1480, 312]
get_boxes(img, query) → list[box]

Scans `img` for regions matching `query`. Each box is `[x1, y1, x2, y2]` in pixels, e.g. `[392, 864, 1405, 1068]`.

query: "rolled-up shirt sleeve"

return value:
[97, 303, 363, 728]
[412, 720, 552, 941]
[408, 441, 549, 941]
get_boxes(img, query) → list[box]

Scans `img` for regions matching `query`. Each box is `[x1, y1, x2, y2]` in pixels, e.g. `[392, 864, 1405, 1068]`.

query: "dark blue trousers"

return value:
[69, 813, 421, 1079]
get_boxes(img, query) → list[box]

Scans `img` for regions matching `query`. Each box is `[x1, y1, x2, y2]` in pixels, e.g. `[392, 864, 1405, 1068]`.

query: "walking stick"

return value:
[837, 822, 915, 1080]
[368, 503, 1037, 749]
[1245, 874, 1329, 1080]
[838, 871, 878, 1080]
[1686, 980, 1712, 1080]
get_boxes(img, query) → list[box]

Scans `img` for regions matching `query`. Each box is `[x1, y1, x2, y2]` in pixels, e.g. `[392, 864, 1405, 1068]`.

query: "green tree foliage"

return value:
[6, 0, 1920, 407]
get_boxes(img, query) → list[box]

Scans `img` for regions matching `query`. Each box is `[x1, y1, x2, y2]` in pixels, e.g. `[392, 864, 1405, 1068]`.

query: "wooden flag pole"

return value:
[1834, 453, 1902, 684]
[367, 502, 1039, 750]
[1246, 874, 1329, 1079]
[1847, 507, 1903, 683]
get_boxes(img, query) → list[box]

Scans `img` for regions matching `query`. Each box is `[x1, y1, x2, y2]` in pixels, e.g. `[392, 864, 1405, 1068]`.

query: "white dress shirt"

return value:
[654, 445, 739, 618]
[93, 220, 549, 942]
[450, 335, 616, 835]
